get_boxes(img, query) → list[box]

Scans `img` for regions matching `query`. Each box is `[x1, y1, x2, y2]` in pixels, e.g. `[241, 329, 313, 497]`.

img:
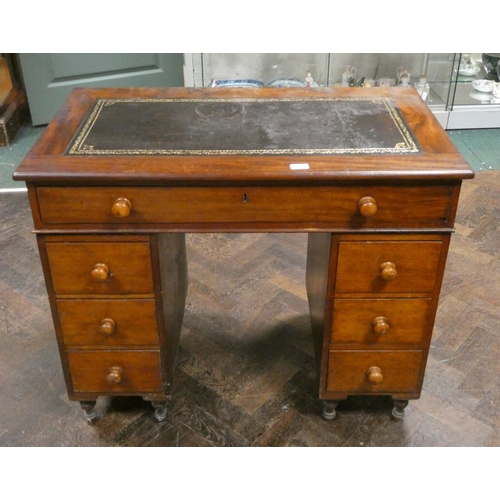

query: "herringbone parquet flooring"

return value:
[0, 172, 499, 446]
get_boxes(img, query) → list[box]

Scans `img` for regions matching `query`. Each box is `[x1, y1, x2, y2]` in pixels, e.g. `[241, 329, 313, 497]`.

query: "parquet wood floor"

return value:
[1, 173, 499, 446]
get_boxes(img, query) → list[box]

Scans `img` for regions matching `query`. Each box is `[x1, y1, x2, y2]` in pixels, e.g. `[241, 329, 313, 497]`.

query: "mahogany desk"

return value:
[14, 87, 474, 422]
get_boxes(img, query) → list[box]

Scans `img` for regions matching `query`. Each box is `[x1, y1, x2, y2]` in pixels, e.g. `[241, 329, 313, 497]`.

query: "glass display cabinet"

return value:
[184, 53, 500, 129]
[446, 53, 500, 129]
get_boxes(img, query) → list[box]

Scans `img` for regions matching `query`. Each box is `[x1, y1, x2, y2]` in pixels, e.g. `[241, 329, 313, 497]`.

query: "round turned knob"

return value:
[372, 316, 390, 335]
[90, 263, 109, 282]
[106, 366, 123, 385]
[367, 366, 383, 384]
[358, 196, 378, 217]
[99, 318, 116, 336]
[380, 262, 397, 281]
[111, 197, 132, 218]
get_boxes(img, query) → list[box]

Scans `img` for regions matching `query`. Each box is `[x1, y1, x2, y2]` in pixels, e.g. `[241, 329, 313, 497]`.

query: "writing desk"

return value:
[14, 87, 474, 422]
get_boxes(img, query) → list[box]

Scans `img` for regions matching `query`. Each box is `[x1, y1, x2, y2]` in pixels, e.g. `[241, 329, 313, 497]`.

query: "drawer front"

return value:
[331, 298, 432, 347]
[67, 350, 162, 394]
[335, 241, 442, 294]
[327, 350, 422, 394]
[36, 185, 453, 228]
[46, 242, 154, 294]
[57, 299, 158, 347]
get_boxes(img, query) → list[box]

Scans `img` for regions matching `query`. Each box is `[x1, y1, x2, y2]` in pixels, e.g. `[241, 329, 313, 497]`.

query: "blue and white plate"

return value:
[209, 79, 264, 88]
[268, 78, 306, 88]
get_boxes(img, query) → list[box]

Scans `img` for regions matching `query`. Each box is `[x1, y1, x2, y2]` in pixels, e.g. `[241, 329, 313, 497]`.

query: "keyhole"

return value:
[243, 193, 248, 203]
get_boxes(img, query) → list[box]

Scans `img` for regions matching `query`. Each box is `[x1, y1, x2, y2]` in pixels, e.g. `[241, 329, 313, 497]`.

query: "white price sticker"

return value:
[290, 163, 310, 170]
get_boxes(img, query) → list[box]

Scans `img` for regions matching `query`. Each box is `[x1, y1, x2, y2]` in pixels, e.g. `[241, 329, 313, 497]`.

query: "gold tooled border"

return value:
[67, 97, 421, 156]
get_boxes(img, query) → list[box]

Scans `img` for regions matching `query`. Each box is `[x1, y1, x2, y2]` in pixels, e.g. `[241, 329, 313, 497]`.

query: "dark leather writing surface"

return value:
[66, 97, 421, 156]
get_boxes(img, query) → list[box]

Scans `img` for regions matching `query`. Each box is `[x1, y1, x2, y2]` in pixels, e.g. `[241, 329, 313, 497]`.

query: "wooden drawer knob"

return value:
[99, 318, 116, 336]
[358, 196, 378, 217]
[106, 366, 123, 385]
[111, 197, 132, 218]
[372, 316, 390, 335]
[367, 366, 383, 384]
[90, 263, 109, 282]
[380, 261, 397, 281]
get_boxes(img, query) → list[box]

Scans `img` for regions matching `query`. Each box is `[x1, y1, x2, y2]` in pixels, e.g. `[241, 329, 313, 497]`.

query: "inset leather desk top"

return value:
[65, 97, 421, 156]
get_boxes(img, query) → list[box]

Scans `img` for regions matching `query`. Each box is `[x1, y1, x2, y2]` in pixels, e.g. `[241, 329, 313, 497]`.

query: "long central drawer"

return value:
[35, 185, 453, 227]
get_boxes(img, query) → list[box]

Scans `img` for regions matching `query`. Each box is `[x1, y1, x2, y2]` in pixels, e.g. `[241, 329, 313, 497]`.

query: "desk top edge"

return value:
[14, 87, 474, 183]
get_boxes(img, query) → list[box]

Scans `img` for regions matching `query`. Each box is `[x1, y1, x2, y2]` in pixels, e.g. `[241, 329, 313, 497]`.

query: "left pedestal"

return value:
[37, 233, 188, 421]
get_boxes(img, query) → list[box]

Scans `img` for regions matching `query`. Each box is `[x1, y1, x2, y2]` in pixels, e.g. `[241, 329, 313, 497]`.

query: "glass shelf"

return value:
[185, 53, 500, 129]
[443, 53, 500, 128]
